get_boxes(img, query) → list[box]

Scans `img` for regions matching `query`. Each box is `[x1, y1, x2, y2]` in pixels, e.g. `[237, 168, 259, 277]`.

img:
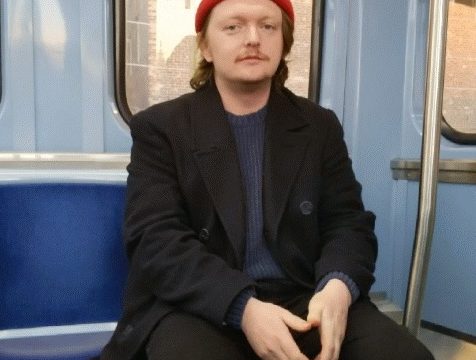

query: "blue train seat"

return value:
[0, 183, 128, 360]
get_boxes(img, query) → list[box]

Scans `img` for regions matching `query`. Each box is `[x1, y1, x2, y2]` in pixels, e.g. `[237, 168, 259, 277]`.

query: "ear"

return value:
[198, 35, 213, 62]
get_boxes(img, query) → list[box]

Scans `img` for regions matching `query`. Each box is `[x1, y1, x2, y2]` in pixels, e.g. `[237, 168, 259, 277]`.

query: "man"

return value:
[100, 0, 434, 359]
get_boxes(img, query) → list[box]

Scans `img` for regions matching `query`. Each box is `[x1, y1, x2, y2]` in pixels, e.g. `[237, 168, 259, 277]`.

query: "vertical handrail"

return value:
[403, 0, 449, 336]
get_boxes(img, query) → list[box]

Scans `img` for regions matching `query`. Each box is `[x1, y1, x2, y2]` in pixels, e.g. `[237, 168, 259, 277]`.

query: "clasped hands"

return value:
[241, 279, 352, 360]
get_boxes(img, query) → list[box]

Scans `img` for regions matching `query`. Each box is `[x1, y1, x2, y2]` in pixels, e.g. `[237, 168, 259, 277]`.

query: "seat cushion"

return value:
[0, 331, 112, 360]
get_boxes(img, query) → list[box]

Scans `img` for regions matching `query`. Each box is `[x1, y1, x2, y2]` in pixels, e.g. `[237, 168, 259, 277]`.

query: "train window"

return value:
[116, 0, 314, 121]
[442, 0, 476, 144]
[0, 4, 2, 103]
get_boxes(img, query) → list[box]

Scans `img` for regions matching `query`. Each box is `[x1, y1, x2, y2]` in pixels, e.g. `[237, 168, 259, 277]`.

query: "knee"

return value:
[397, 333, 434, 360]
[145, 312, 255, 360]
[385, 337, 435, 360]
[408, 345, 435, 360]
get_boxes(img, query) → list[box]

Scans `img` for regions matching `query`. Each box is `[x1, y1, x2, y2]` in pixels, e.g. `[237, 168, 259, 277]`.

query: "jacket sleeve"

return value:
[314, 109, 378, 296]
[123, 110, 255, 326]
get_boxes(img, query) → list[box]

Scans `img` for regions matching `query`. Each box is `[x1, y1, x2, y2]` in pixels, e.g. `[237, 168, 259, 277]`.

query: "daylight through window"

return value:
[125, 0, 313, 115]
[443, 0, 476, 134]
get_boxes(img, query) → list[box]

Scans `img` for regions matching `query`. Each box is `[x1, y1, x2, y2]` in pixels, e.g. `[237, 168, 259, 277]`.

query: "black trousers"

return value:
[146, 280, 434, 360]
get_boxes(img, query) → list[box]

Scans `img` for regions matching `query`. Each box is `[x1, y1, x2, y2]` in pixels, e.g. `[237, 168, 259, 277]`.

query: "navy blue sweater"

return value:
[224, 107, 360, 329]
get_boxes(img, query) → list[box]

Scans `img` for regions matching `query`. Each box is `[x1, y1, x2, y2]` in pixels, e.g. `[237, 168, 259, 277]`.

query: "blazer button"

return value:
[199, 228, 210, 241]
[300, 201, 314, 215]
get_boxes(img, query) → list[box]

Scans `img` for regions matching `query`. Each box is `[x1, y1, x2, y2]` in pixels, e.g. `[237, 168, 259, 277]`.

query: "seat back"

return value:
[0, 183, 128, 330]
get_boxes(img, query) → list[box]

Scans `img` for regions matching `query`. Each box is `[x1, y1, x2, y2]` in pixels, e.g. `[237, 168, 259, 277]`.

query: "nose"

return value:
[245, 26, 260, 47]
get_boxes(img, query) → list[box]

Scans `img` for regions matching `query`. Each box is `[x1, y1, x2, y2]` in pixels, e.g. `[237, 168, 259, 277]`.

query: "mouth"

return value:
[237, 54, 268, 62]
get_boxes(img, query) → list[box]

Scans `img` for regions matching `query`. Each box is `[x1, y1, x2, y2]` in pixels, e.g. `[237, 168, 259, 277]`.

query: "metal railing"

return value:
[403, 0, 450, 336]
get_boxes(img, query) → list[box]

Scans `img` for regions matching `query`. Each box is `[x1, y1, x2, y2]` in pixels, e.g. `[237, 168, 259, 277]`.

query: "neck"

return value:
[214, 77, 272, 115]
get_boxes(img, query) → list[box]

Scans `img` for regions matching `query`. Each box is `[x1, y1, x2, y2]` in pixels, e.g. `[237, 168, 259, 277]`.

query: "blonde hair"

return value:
[190, 11, 294, 90]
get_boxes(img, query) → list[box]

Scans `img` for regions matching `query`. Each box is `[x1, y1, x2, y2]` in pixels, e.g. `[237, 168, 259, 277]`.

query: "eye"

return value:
[261, 23, 277, 31]
[224, 24, 241, 32]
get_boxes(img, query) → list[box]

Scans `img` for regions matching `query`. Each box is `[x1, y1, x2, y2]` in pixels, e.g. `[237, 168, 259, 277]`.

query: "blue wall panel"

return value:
[423, 184, 476, 335]
[33, 1, 82, 151]
[0, 0, 131, 153]
[323, 0, 476, 336]
[321, 0, 410, 295]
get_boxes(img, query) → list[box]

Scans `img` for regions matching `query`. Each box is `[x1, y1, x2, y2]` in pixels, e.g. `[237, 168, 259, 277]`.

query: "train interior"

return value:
[0, 0, 475, 359]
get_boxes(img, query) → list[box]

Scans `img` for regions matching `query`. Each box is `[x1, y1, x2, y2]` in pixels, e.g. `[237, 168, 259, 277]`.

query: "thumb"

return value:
[281, 309, 312, 332]
[307, 309, 321, 327]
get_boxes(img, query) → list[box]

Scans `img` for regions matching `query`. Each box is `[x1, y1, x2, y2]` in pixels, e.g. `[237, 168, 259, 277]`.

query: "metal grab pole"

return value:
[403, 0, 449, 336]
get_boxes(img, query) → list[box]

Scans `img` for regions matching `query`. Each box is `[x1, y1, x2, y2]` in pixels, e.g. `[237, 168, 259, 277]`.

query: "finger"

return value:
[281, 310, 312, 332]
[316, 343, 339, 360]
[317, 342, 339, 360]
[317, 318, 340, 360]
[307, 308, 322, 327]
[307, 313, 321, 327]
[279, 332, 310, 360]
[307, 295, 324, 326]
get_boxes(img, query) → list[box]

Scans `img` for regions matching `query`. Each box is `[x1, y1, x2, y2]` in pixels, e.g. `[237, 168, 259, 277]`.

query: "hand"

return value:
[307, 279, 352, 360]
[241, 297, 312, 360]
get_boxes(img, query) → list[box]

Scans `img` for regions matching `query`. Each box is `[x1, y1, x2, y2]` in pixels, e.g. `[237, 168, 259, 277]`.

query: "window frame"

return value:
[114, 0, 326, 124]
[114, 0, 133, 123]
[442, 116, 476, 145]
[0, 1, 3, 104]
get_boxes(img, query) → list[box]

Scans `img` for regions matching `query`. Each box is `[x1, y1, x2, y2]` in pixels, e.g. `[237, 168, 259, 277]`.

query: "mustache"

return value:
[236, 53, 269, 62]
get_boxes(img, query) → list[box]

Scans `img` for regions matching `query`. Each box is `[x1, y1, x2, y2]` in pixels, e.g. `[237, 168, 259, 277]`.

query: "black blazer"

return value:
[100, 82, 377, 359]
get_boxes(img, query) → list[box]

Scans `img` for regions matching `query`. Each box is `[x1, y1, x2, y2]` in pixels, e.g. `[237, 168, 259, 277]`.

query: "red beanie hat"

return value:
[195, 0, 294, 33]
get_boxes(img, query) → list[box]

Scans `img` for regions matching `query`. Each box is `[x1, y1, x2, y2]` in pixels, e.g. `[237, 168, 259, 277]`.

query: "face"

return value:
[199, 0, 284, 89]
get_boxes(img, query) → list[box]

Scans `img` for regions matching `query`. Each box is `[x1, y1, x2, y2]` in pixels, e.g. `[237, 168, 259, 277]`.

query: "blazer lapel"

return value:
[263, 89, 311, 241]
[190, 83, 246, 267]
